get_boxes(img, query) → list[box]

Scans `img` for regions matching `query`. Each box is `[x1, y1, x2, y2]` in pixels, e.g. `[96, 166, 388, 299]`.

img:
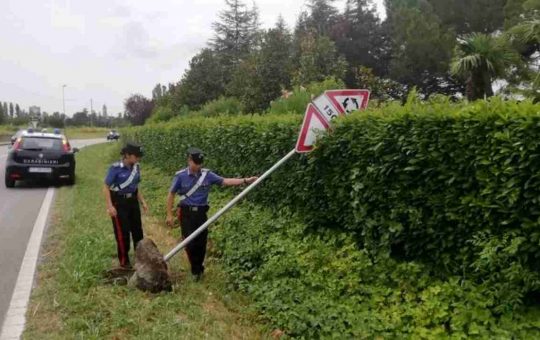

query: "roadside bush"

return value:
[147, 104, 190, 124]
[213, 203, 540, 338]
[266, 78, 345, 115]
[195, 96, 245, 117]
[126, 99, 540, 276]
[125, 97, 540, 337]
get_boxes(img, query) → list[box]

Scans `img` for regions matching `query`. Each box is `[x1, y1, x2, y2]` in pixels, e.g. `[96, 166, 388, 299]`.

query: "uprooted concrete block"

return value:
[129, 238, 172, 293]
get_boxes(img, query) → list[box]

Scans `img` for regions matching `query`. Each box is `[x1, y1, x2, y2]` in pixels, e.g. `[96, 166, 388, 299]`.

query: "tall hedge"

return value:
[125, 98, 540, 301]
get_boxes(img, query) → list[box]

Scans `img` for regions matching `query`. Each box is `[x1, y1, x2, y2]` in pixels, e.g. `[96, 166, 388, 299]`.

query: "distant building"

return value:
[29, 106, 41, 117]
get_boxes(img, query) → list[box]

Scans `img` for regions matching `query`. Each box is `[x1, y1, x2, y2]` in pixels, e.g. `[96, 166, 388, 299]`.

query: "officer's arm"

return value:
[103, 184, 113, 209]
[222, 177, 258, 187]
[137, 191, 148, 211]
[103, 184, 117, 217]
[137, 190, 146, 203]
[166, 192, 175, 218]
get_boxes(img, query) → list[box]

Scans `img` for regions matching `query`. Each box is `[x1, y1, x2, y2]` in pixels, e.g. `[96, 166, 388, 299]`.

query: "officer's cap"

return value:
[121, 142, 144, 157]
[187, 147, 204, 164]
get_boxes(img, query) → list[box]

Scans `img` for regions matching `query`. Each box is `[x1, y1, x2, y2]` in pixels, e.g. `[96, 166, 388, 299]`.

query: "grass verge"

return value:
[0, 125, 18, 142]
[63, 127, 110, 140]
[24, 142, 271, 339]
[0, 126, 110, 142]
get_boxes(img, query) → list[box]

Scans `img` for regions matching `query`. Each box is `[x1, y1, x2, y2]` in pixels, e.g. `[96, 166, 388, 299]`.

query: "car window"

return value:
[20, 137, 63, 150]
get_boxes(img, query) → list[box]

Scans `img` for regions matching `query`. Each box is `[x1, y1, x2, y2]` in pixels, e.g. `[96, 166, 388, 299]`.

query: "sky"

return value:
[0, 0, 385, 116]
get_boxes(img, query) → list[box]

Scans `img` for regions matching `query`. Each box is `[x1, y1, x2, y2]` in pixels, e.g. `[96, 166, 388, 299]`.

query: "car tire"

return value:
[66, 172, 76, 185]
[5, 174, 15, 188]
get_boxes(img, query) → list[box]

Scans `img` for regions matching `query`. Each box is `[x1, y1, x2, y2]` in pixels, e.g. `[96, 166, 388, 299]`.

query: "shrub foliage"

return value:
[124, 98, 540, 337]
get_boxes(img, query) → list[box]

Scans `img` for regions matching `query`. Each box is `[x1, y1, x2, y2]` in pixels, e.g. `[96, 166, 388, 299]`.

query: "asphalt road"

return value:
[0, 139, 104, 330]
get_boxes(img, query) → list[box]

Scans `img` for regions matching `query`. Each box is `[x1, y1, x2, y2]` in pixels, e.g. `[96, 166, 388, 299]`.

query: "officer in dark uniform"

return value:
[166, 147, 257, 280]
[103, 142, 149, 269]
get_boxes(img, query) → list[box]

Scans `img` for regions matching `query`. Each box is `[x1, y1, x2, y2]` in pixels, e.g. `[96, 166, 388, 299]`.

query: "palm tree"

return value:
[505, 19, 540, 102]
[507, 18, 540, 58]
[451, 33, 520, 101]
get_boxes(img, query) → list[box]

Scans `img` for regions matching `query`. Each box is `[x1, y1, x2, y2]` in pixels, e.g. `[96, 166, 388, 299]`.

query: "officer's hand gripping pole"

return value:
[163, 149, 297, 262]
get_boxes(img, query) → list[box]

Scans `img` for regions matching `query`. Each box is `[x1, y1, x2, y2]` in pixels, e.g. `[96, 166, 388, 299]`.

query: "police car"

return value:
[4, 129, 79, 187]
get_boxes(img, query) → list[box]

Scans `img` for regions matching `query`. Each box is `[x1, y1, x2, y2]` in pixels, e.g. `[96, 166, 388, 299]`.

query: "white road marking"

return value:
[0, 187, 55, 340]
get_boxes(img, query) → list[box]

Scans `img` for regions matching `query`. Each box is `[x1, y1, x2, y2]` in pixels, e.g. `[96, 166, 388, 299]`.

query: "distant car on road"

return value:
[5, 131, 79, 187]
[107, 130, 120, 140]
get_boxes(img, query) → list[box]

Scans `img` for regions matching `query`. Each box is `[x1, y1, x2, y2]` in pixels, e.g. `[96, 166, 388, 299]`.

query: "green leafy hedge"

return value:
[212, 203, 540, 338]
[124, 97, 540, 337]
[305, 99, 540, 273]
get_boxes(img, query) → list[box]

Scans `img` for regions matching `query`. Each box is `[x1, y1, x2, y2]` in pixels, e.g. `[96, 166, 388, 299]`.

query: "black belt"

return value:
[111, 191, 137, 199]
[180, 205, 208, 212]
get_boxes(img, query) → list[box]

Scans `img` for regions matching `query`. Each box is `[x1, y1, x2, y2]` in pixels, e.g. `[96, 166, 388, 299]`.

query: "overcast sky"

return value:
[0, 0, 385, 116]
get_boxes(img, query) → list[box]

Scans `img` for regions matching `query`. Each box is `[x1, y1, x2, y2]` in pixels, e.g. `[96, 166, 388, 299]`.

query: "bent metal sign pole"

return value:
[164, 148, 296, 261]
[163, 89, 370, 262]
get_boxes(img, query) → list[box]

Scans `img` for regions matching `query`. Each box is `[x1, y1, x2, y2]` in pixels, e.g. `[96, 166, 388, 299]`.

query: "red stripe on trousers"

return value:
[177, 207, 193, 265]
[114, 215, 127, 266]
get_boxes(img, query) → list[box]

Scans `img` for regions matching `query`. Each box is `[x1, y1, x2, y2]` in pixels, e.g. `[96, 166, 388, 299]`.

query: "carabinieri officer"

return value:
[166, 147, 257, 280]
[104, 142, 148, 269]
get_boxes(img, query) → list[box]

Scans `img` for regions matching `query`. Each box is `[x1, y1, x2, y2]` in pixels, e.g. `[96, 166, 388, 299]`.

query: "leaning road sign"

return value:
[312, 94, 341, 122]
[163, 88, 370, 268]
[295, 103, 330, 153]
[298, 89, 371, 154]
[324, 89, 370, 115]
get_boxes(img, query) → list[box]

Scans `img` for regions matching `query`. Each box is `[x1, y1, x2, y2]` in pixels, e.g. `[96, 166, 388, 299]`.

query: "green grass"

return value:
[0, 125, 110, 141]
[24, 142, 271, 339]
[0, 125, 18, 142]
[63, 127, 110, 140]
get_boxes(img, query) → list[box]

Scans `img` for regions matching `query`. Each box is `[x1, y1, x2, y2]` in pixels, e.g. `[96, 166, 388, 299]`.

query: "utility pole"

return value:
[90, 98, 93, 127]
[62, 84, 67, 133]
[62, 85, 67, 116]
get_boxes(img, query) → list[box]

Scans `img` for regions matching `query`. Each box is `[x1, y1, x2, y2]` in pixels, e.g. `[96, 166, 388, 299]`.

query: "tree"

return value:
[451, 33, 520, 101]
[505, 0, 540, 58]
[124, 94, 154, 125]
[505, 0, 529, 29]
[304, 0, 340, 37]
[103, 104, 108, 117]
[425, 0, 507, 34]
[504, 15, 540, 101]
[45, 112, 65, 128]
[0, 104, 5, 124]
[355, 66, 407, 102]
[334, 0, 388, 85]
[292, 33, 348, 86]
[15, 104, 20, 116]
[9, 103, 14, 117]
[3, 103, 8, 117]
[255, 18, 294, 108]
[385, 2, 460, 97]
[227, 17, 294, 112]
[72, 109, 90, 126]
[172, 49, 227, 110]
[152, 83, 164, 100]
[211, 0, 260, 73]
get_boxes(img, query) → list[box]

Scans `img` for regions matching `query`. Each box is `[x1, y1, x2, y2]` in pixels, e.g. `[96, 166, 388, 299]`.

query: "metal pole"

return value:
[164, 148, 297, 262]
[62, 85, 66, 116]
[90, 98, 93, 127]
[62, 85, 67, 133]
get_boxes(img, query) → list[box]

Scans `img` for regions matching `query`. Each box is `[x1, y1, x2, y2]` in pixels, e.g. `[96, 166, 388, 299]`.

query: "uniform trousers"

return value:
[110, 193, 143, 267]
[178, 205, 209, 275]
